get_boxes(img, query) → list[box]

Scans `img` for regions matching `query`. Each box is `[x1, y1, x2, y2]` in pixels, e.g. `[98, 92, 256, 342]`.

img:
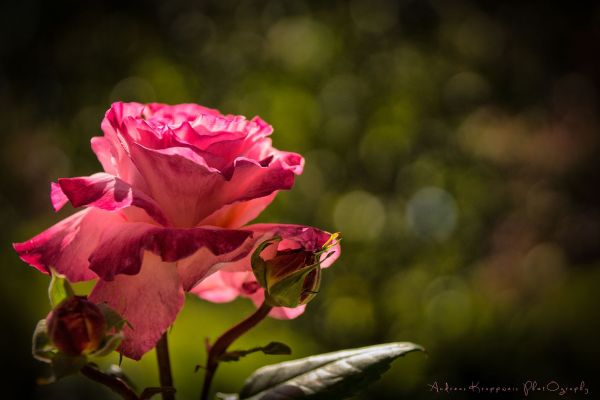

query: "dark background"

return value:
[1, 0, 599, 399]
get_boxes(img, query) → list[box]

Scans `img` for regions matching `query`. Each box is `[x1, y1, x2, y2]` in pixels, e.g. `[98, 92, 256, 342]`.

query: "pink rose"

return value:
[14, 102, 340, 359]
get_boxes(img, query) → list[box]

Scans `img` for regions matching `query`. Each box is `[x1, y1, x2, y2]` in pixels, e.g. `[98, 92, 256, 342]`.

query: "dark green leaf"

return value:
[51, 353, 87, 380]
[216, 393, 240, 400]
[220, 342, 292, 362]
[104, 364, 136, 389]
[140, 386, 176, 399]
[48, 270, 75, 307]
[239, 342, 424, 400]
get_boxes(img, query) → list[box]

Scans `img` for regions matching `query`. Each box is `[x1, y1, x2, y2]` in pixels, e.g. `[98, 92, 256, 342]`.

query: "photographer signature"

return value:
[427, 380, 589, 396]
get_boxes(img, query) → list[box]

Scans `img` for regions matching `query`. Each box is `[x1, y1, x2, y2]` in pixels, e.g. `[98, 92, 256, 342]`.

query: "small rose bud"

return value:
[251, 233, 339, 308]
[46, 296, 106, 356]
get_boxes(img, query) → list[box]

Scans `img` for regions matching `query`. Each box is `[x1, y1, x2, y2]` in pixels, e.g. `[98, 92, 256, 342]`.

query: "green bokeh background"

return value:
[1, 1, 599, 399]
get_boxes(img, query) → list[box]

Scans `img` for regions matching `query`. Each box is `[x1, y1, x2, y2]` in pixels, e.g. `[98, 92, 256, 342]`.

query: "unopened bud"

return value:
[251, 233, 339, 308]
[46, 296, 106, 356]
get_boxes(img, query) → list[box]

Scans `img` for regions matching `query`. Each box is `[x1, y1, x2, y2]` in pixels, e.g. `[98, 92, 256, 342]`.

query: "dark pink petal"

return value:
[247, 224, 341, 255]
[176, 237, 256, 291]
[54, 173, 169, 226]
[128, 142, 301, 227]
[12, 208, 124, 281]
[89, 252, 184, 360]
[89, 223, 252, 281]
[50, 182, 69, 211]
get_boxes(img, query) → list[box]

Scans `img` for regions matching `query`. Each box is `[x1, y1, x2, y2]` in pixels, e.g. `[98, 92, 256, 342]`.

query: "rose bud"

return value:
[46, 296, 107, 356]
[251, 233, 339, 308]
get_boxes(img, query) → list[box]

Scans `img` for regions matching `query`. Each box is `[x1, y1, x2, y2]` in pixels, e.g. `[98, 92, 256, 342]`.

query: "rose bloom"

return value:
[14, 102, 340, 359]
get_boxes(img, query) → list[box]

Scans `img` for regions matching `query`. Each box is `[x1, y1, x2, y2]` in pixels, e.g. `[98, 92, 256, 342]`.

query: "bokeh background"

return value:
[1, 0, 599, 398]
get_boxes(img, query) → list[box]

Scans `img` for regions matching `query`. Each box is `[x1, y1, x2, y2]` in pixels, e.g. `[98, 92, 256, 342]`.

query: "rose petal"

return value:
[54, 172, 169, 226]
[89, 223, 252, 281]
[89, 252, 184, 360]
[199, 192, 277, 228]
[50, 182, 69, 211]
[190, 270, 250, 303]
[12, 208, 123, 281]
[127, 142, 301, 227]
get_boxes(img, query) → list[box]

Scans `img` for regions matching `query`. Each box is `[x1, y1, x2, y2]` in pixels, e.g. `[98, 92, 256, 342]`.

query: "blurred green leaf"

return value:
[239, 342, 424, 400]
[32, 319, 54, 363]
[220, 341, 292, 362]
[51, 352, 87, 380]
[97, 303, 128, 331]
[48, 270, 75, 308]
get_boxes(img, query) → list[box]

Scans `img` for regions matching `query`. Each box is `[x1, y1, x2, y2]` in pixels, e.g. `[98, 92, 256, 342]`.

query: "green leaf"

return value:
[48, 270, 75, 307]
[32, 319, 55, 363]
[220, 342, 292, 362]
[239, 342, 424, 400]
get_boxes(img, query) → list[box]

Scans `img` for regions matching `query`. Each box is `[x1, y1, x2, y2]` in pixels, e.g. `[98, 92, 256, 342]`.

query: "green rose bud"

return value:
[251, 233, 340, 308]
[46, 296, 107, 356]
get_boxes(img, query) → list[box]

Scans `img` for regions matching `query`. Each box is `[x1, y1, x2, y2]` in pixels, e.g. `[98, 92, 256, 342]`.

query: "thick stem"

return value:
[156, 332, 175, 400]
[81, 365, 138, 400]
[200, 302, 272, 400]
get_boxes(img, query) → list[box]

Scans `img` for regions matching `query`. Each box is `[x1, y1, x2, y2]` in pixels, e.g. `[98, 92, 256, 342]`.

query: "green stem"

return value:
[156, 332, 175, 400]
[200, 302, 272, 400]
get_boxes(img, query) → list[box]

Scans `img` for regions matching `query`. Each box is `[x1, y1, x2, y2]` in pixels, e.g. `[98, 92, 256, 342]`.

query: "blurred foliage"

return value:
[1, 0, 599, 399]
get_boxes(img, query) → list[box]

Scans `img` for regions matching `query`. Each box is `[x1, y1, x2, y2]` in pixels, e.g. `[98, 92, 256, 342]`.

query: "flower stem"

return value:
[81, 365, 138, 400]
[200, 302, 272, 400]
[156, 332, 175, 400]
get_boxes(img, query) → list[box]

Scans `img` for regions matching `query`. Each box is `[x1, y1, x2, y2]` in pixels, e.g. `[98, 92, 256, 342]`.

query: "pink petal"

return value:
[199, 192, 277, 228]
[127, 142, 301, 227]
[54, 172, 169, 226]
[91, 136, 118, 176]
[12, 208, 123, 281]
[89, 223, 252, 281]
[189, 270, 248, 303]
[50, 182, 69, 211]
[176, 237, 255, 291]
[89, 252, 184, 360]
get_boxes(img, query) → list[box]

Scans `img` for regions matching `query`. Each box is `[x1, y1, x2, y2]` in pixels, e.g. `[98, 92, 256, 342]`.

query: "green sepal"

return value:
[250, 236, 281, 288]
[32, 319, 55, 363]
[90, 332, 124, 357]
[266, 264, 321, 308]
[48, 270, 75, 308]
